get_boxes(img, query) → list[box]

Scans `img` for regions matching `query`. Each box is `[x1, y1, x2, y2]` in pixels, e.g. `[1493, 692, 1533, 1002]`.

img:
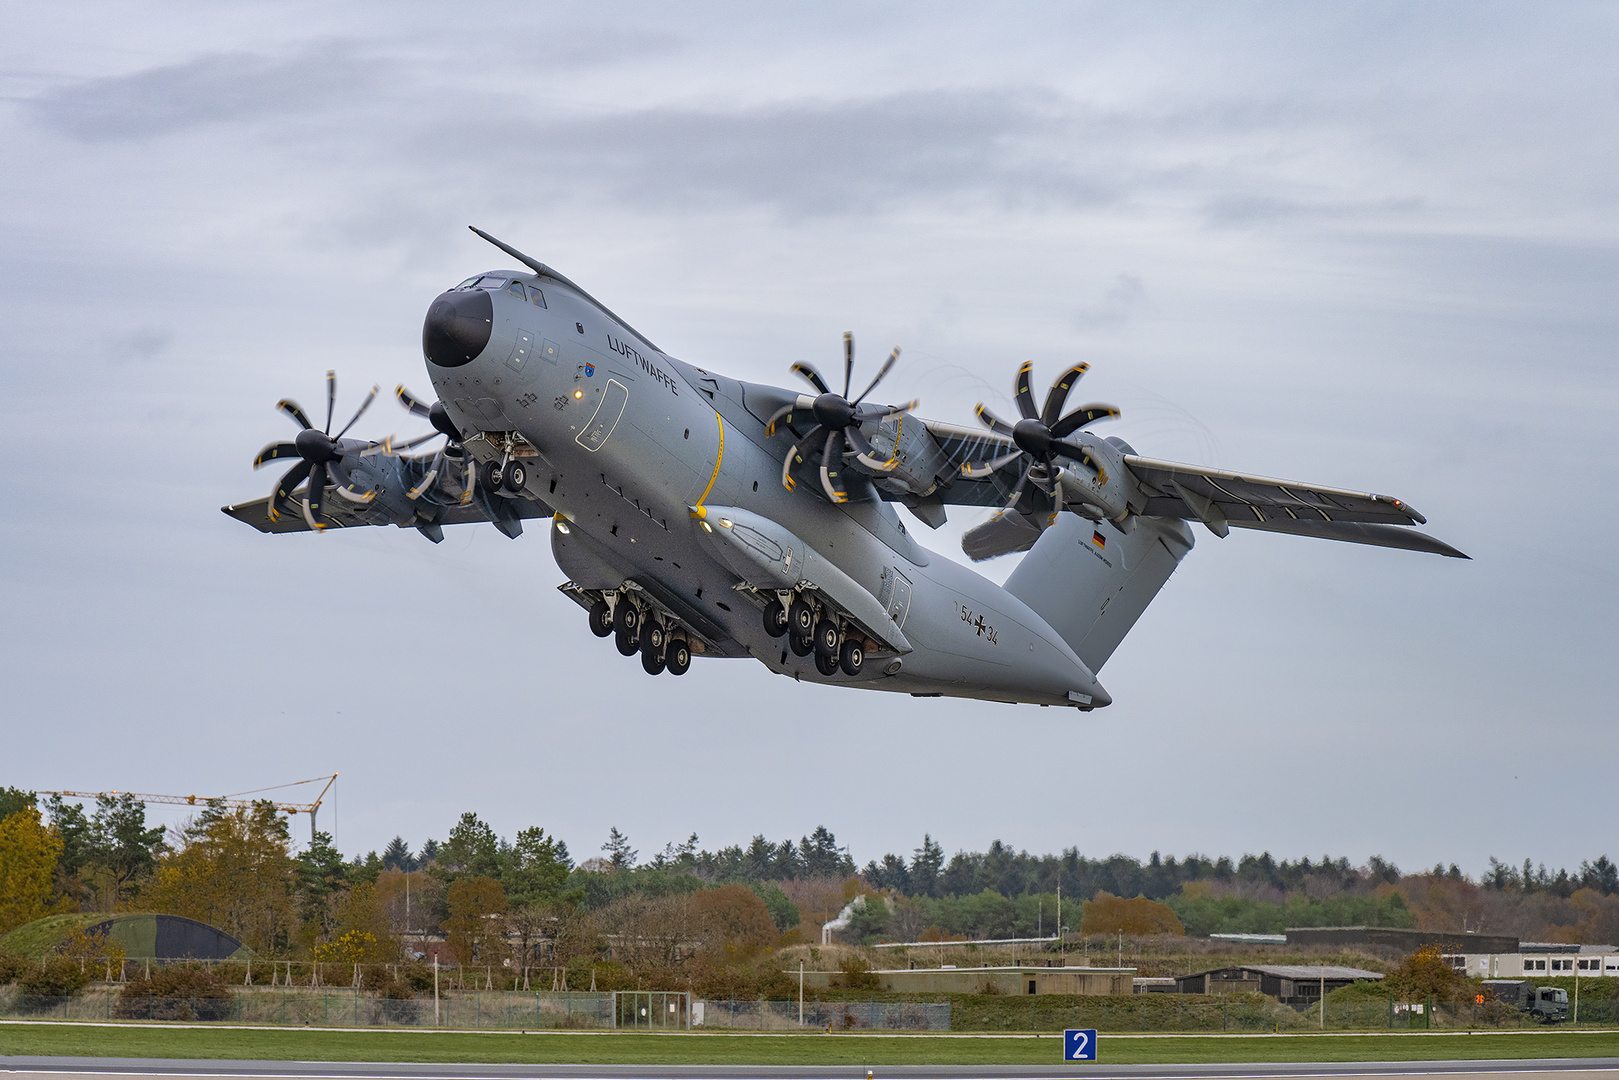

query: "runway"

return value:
[5, 1058, 1619, 1080]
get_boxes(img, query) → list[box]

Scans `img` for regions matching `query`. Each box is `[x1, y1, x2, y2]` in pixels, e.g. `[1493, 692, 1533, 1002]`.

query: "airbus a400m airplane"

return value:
[225, 227, 1465, 709]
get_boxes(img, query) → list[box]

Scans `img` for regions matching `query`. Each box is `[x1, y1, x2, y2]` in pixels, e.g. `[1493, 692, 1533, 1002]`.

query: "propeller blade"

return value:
[1050, 403, 1120, 438]
[396, 384, 433, 418]
[253, 442, 300, 470]
[335, 483, 377, 505]
[333, 384, 380, 440]
[324, 370, 337, 434]
[1040, 363, 1090, 426]
[820, 429, 848, 504]
[277, 399, 313, 431]
[845, 424, 876, 458]
[764, 405, 800, 438]
[1003, 459, 1033, 510]
[960, 450, 1023, 480]
[461, 457, 475, 505]
[780, 424, 825, 491]
[790, 362, 830, 395]
[855, 397, 917, 422]
[842, 332, 854, 398]
[1050, 438, 1092, 463]
[974, 403, 1017, 437]
[326, 457, 354, 490]
[306, 462, 328, 527]
[1014, 361, 1038, 420]
[269, 460, 312, 523]
[406, 467, 439, 501]
[851, 346, 900, 406]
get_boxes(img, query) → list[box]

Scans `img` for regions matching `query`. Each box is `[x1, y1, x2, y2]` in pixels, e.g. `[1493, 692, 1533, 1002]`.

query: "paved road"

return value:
[5, 1059, 1619, 1080]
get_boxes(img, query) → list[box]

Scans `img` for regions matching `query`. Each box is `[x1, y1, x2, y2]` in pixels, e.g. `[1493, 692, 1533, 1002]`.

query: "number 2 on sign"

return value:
[1064, 1028, 1097, 1061]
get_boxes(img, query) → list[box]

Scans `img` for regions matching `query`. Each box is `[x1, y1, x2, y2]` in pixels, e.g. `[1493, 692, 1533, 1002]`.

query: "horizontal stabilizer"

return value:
[961, 509, 1045, 561]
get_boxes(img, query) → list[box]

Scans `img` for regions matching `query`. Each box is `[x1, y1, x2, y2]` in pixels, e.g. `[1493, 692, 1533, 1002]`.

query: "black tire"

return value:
[588, 599, 613, 637]
[503, 461, 527, 492]
[641, 647, 666, 675]
[665, 639, 691, 675]
[642, 621, 667, 655]
[480, 459, 504, 491]
[814, 649, 840, 676]
[762, 598, 788, 638]
[614, 607, 640, 656]
[813, 618, 840, 658]
[839, 638, 864, 677]
[788, 599, 815, 637]
[788, 628, 814, 657]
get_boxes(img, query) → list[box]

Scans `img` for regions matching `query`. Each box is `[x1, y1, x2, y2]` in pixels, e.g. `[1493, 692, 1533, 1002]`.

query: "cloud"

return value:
[25, 44, 380, 142]
[424, 89, 1124, 219]
[1073, 273, 1148, 331]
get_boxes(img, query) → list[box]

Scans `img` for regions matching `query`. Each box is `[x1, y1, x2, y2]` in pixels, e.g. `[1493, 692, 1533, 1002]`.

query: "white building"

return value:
[1443, 944, 1619, 978]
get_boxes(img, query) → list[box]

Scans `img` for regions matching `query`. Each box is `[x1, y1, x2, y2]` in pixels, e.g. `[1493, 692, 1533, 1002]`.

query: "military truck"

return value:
[1482, 979, 1569, 1022]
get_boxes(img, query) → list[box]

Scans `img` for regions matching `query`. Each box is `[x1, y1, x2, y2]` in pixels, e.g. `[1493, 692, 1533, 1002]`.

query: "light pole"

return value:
[799, 959, 805, 1027]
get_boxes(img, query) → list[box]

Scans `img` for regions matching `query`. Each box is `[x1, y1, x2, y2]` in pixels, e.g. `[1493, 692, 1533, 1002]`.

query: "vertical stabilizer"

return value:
[1004, 514, 1194, 673]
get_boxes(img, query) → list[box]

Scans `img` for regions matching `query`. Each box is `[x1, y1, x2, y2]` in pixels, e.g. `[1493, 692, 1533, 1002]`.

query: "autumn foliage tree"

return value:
[0, 806, 69, 933]
[142, 801, 296, 955]
[1079, 891, 1185, 936]
[442, 876, 505, 965]
[694, 884, 778, 959]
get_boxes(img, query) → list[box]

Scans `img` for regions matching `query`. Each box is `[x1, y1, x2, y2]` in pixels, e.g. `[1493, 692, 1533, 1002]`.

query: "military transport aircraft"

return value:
[224, 227, 1465, 709]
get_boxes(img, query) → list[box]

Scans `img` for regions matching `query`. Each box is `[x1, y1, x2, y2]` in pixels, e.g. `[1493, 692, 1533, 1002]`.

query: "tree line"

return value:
[3, 786, 1617, 960]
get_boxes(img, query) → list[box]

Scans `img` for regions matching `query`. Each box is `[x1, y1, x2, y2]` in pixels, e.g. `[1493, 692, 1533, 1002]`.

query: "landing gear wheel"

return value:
[762, 598, 788, 638]
[480, 460, 504, 491]
[787, 599, 815, 639]
[814, 649, 840, 677]
[588, 599, 613, 638]
[839, 639, 864, 677]
[665, 639, 691, 675]
[642, 621, 668, 655]
[614, 605, 641, 656]
[640, 646, 666, 675]
[788, 628, 814, 656]
[503, 461, 527, 492]
[813, 619, 840, 658]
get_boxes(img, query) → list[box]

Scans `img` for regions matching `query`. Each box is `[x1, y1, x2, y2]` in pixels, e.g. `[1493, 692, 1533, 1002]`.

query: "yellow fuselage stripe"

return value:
[692, 412, 724, 516]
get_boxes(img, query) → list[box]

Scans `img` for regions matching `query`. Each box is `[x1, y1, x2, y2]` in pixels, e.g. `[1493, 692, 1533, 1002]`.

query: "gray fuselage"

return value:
[425, 270, 1111, 708]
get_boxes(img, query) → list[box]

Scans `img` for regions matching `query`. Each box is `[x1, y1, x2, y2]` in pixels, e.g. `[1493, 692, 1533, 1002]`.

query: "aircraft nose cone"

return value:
[422, 289, 494, 367]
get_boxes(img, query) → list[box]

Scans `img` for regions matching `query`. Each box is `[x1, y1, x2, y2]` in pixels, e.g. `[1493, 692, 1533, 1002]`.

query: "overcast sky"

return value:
[2, 3, 1615, 882]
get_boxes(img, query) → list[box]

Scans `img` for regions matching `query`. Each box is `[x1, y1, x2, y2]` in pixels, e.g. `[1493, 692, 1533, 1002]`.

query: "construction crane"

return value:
[40, 774, 338, 843]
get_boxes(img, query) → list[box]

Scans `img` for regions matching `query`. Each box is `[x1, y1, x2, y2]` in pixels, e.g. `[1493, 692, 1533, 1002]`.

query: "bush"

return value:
[831, 956, 882, 991]
[18, 957, 91, 997]
[0, 954, 27, 985]
[114, 964, 234, 1021]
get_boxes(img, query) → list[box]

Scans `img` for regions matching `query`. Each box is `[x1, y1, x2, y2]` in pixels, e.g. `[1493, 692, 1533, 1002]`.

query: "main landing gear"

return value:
[762, 591, 866, 678]
[591, 592, 692, 676]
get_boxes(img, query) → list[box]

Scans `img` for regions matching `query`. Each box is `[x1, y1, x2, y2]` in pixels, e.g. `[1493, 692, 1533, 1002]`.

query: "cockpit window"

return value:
[456, 277, 481, 290]
[475, 276, 508, 290]
[529, 287, 547, 308]
[506, 280, 526, 299]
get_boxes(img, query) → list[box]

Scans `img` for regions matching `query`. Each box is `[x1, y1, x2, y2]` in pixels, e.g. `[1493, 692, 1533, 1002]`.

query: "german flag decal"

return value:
[1092, 529, 1107, 549]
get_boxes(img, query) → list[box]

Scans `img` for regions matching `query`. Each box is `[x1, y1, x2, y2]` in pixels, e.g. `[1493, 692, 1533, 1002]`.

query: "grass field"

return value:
[2, 1023, 1618, 1065]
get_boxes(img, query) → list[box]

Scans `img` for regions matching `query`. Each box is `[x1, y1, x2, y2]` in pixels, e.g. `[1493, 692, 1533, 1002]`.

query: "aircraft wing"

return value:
[221, 495, 552, 534]
[1122, 455, 1468, 558]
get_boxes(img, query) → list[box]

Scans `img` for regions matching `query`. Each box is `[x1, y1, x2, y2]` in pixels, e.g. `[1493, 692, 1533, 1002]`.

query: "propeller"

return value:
[254, 371, 379, 529]
[967, 361, 1119, 511]
[765, 332, 915, 504]
[391, 385, 474, 505]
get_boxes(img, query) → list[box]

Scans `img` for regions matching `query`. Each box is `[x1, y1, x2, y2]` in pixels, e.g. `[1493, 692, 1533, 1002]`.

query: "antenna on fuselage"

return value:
[468, 225, 549, 277]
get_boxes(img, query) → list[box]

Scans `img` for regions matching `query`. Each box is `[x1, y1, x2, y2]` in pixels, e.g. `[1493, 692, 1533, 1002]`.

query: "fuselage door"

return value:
[576, 378, 629, 452]
[879, 566, 913, 628]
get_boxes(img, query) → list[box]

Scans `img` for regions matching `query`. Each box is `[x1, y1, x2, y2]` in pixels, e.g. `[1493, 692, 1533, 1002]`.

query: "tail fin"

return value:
[1004, 514, 1195, 673]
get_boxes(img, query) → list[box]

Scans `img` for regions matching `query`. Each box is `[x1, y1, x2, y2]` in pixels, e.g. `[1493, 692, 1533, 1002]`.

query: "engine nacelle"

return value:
[853, 411, 950, 496]
[1054, 434, 1132, 521]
